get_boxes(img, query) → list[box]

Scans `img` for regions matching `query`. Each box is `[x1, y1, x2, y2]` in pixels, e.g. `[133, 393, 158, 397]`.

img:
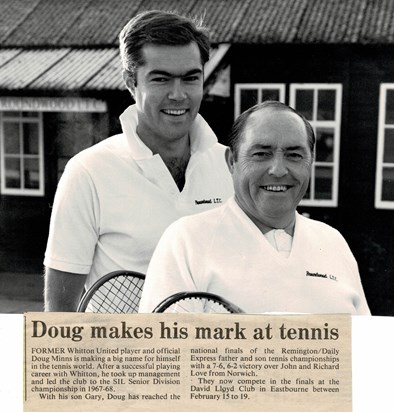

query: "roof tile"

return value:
[2, 0, 394, 46]
[0, 49, 70, 89]
[360, 0, 394, 43]
[58, 0, 142, 46]
[2, 0, 394, 92]
[30, 48, 118, 90]
[0, 49, 22, 68]
[85, 56, 124, 90]
[0, 0, 40, 44]
[295, 0, 368, 43]
[3, 0, 89, 46]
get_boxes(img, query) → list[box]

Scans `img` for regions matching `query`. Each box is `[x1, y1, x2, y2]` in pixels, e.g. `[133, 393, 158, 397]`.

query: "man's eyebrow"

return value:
[286, 145, 308, 151]
[147, 68, 203, 77]
[249, 144, 271, 150]
[248, 144, 308, 151]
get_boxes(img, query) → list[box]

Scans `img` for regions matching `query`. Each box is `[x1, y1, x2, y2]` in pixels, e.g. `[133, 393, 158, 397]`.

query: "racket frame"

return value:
[152, 291, 244, 313]
[77, 270, 145, 313]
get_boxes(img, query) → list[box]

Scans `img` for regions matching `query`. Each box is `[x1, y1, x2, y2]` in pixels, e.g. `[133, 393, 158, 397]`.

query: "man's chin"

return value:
[163, 123, 192, 140]
[256, 202, 295, 220]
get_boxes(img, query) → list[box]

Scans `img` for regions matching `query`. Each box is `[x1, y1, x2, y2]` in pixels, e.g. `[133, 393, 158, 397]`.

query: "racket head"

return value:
[152, 291, 244, 314]
[77, 270, 145, 313]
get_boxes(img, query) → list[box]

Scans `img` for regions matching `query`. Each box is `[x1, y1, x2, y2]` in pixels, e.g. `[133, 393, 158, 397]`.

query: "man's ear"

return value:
[123, 70, 135, 96]
[225, 147, 235, 174]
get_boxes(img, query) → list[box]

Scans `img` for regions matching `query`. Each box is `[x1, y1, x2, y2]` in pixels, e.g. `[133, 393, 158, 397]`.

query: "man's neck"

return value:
[236, 200, 296, 236]
[137, 126, 191, 191]
[161, 137, 191, 191]
[162, 150, 191, 191]
[257, 218, 296, 236]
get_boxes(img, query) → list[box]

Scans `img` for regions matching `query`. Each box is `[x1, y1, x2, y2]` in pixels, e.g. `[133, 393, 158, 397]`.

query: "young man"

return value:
[139, 101, 370, 315]
[44, 10, 233, 311]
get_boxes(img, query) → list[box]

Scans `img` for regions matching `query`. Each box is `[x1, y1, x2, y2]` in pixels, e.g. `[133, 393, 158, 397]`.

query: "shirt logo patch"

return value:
[306, 271, 337, 282]
[195, 198, 222, 205]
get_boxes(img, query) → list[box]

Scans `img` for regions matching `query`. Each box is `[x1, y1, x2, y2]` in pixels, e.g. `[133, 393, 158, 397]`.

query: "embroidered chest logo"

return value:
[195, 198, 222, 205]
[306, 271, 337, 282]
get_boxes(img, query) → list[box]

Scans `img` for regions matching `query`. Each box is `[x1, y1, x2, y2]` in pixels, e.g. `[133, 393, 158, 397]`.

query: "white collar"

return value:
[119, 104, 218, 160]
[264, 229, 293, 256]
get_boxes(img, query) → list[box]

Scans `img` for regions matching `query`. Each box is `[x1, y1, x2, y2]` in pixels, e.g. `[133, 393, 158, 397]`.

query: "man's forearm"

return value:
[44, 267, 87, 312]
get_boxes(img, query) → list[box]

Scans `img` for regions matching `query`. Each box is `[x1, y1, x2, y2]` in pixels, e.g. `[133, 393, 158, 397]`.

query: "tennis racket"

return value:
[152, 291, 244, 313]
[77, 270, 145, 313]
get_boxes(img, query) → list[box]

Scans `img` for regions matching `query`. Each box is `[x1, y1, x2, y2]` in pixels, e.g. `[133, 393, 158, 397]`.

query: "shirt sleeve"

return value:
[138, 220, 198, 313]
[44, 157, 100, 274]
[335, 230, 371, 316]
[351, 259, 371, 315]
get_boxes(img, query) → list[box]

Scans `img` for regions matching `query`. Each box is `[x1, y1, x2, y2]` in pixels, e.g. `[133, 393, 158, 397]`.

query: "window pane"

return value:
[24, 158, 40, 189]
[240, 89, 258, 112]
[317, 90, 336, 120]
[295, 89, 313, 120]
[382, 167, 394, 200]
[23, 123, 39, 154]
[5, 157, 21, 188]
[315, 127, 334, 162]
[385, 90, 394, 124]
[3, 111, 20, 118]
[261, 89, 280, 102]
[22, 111, 39, 118]
[315, 166, 333, 199]
[4, 123, 20, 154]
[383, 128, 394, 163]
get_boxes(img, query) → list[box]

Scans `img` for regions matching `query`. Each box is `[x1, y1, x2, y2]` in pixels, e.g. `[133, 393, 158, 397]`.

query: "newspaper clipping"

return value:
[24, 313, 351, 412]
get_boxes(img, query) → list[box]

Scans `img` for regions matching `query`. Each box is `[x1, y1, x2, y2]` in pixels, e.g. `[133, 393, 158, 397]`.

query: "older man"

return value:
[44, 10, 233, 311]
[139, 101, 370, 314]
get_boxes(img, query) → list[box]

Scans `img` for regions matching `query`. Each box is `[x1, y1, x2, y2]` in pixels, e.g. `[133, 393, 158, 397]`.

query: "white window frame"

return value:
[290, 83, 342, 207]
[375, 84, 394, 209]
[234, 83, 286, 118]
[0, 111, 44, 196]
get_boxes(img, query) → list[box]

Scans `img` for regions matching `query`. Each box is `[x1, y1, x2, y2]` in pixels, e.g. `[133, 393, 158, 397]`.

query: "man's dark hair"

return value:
[119, 10, 210, 84]
[228, 100, 316, 160]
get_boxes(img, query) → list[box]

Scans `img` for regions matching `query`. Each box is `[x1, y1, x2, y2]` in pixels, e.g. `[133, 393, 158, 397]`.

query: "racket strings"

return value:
[164, 297, 231, 313]
[86, 275, 144, 313]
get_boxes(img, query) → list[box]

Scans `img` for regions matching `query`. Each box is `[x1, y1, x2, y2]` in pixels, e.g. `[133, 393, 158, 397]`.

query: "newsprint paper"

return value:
[24, 313, 351, 412]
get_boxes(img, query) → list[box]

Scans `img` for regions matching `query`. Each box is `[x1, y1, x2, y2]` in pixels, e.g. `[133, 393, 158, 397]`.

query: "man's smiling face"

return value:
[131, 42, 203, 147]
[227, 107, 313, 230]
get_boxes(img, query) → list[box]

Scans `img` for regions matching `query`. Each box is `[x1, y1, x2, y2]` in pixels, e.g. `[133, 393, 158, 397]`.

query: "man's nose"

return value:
[168, 79, 187, 100]
[268, 154, 288, 177]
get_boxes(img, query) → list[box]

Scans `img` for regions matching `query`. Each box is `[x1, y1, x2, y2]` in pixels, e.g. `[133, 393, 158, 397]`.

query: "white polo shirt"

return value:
[44, 105, 234, 288]
[139, 197, 371, 315]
